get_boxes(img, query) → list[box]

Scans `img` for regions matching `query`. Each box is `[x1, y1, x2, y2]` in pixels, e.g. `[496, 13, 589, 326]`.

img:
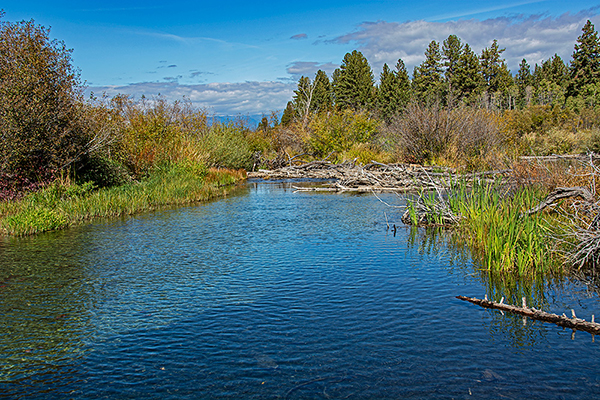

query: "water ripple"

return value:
[1, 182, 599, 399]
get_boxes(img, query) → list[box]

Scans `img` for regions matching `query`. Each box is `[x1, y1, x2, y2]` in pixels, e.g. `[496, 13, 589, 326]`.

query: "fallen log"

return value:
[457, 295, 600, 335]
[523, 186, 595, 216]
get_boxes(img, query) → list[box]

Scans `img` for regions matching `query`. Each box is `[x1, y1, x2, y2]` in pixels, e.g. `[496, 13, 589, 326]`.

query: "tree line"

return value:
[282, 20, 600, 124]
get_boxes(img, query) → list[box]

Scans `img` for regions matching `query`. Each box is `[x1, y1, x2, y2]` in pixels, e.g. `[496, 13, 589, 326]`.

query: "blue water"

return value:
[1, 181, 599, 399]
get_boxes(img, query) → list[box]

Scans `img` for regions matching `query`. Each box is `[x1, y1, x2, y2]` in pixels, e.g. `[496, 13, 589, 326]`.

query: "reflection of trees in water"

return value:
[0, 232, 91, 387]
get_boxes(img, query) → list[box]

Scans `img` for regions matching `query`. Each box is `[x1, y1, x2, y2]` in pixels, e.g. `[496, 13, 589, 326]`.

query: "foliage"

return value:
[332, 50, 375, 110]
[306, 109, 380, 159]
[442, 34, 463, 103]
[386, 103, 504, 168]
[199, 121, 254, 170]
[454, 44, 485, 104]
[569, 20, 600, 97]
[377, 60, 411, 121]
[0, 16, 87, 180]
[412, 41, 443, 102]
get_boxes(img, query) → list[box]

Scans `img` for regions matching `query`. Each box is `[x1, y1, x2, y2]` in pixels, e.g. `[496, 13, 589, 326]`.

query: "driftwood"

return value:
[524, 186, 595, 216]
[248, 161, 510, 194]
[457, 295, 600, 335]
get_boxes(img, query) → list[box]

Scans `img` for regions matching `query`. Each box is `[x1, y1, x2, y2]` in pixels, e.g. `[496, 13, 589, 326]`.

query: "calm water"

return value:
[1, 181, 599, 399]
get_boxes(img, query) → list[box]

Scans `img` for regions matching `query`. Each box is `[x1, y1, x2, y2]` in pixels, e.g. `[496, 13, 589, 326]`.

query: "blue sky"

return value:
[2, 1, 600, 116]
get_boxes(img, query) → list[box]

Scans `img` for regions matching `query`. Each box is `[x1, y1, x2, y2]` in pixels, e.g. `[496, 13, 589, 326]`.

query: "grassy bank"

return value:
[0, 163, 246, 236]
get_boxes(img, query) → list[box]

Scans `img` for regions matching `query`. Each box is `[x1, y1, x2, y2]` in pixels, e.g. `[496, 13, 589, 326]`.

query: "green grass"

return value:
[0, 162, 245, 236]
[447, 180, 558, 277]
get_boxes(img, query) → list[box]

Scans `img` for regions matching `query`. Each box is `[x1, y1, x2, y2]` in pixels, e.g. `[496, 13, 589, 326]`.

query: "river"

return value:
[1, 181, 599, 399]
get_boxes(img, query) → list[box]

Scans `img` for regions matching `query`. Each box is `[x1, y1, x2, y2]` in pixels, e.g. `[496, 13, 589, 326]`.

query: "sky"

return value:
[2, 1, 600, 117]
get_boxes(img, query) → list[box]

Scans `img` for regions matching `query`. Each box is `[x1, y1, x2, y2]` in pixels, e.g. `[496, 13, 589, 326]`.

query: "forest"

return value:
[277, 20, 600, 168]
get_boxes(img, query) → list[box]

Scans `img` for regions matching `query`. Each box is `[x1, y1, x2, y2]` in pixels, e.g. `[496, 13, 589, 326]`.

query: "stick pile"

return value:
[248, 161, 509, 193]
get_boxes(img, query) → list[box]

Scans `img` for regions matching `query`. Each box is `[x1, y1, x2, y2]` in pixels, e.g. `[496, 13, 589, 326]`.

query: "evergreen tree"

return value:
[535, 54, 569, 87]
[516, 58, 533, 107]
[569, 20, 600, 97]
[480, 39, 512, 93]
[480, 39, 513, 108]
[280, 101, 294, 126]
[412, 40, 443, 102]
[453, 44, 484, 103]
[311, 69, 332, 113]
[332, 50, 375, 110]
[442, 35, 463, 103]
[376, 59, 410, 121]
[395, 59, 411, 105]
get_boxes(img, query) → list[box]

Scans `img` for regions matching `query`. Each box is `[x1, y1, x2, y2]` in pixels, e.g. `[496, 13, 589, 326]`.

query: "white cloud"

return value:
[286, 61, 339, 79]
[331, 9, 600, 75]
[86, 81, 295, 116]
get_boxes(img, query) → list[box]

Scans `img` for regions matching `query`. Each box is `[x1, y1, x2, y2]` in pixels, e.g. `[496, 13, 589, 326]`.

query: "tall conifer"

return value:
[412, 40, 443, 102]
[332, 50, 375, 110]
[569, 20, 600, 96]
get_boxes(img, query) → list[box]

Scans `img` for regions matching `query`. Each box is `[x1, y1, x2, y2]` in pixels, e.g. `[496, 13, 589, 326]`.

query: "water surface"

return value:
[1, 181, 599, 399]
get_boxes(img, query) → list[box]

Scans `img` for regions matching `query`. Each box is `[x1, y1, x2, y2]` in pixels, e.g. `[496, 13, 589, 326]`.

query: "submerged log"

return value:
[457, 295, 600, 335]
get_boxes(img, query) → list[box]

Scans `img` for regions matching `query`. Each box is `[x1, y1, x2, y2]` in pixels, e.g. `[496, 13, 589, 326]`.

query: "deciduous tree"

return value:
[0, 14, 87, 179]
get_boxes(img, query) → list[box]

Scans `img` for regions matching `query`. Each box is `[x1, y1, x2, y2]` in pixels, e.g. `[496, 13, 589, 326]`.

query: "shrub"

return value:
[307, 109, 380, 159]
[386, 103, 504, 168]
[0, 15, 87, 179]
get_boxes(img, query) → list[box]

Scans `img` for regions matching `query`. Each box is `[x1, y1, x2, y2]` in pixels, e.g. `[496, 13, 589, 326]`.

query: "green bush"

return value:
[0, 15, 87, 179]
[307, 109, 379, 159]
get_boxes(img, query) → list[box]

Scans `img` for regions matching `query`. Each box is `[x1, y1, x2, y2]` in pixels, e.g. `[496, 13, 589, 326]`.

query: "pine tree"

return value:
[412, 40, 443, 102]
[311, 69, 332, 113]
[280, 101, 294, 126]
[516, 58, 533, 107]
[454, 44, 484, 103]
[332, 50, 375, 110]
[480, 39, 513, 108]
[480, 39, 511, 93]
[569, 20, 600, 97]
[535, 55, 569, 87]
[395, 59, 411, 105]
[442, 35, 463, 103]
[377, 60, 410, 121]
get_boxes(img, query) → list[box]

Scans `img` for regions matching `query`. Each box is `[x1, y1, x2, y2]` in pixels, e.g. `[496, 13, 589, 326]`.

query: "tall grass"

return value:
[447, 180, 557, 277]
[0, 162, 245, 236]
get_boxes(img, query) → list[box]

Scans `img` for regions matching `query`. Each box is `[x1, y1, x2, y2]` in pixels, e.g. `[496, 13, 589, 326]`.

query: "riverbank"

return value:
[0, 165, 246, 236]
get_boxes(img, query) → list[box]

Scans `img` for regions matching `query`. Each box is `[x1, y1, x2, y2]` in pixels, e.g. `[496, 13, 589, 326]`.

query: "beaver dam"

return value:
[248, 160, 510, 193]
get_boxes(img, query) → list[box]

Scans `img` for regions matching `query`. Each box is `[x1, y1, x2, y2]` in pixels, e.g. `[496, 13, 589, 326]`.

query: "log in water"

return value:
[457, 295, 600, 335]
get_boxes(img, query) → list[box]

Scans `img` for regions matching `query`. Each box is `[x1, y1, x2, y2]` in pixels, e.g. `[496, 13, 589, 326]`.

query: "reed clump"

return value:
[447, 180, 555, 277]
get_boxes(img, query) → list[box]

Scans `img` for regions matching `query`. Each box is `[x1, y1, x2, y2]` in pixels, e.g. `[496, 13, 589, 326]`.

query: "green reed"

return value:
[447, 179, 557, 277]
[0, 162, 242, 236]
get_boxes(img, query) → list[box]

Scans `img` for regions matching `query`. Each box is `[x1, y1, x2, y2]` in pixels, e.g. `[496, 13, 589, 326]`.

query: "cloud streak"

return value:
[286, 61, 339, 79]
